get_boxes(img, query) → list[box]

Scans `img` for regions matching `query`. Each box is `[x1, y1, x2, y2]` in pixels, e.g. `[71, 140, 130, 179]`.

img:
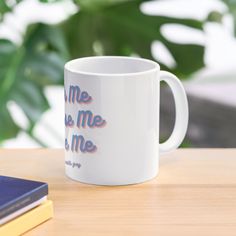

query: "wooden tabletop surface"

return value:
[0, 149, 236, 236]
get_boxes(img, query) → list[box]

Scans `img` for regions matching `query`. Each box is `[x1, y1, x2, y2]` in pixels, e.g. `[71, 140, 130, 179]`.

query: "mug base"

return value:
[65, 170, 159, 186]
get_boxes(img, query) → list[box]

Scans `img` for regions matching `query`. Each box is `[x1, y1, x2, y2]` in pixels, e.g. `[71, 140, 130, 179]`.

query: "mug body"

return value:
[64, 56, 160, 185]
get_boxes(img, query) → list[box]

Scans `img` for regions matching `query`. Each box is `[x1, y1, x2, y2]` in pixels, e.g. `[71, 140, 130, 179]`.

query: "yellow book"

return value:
[0, 200, 53, 236]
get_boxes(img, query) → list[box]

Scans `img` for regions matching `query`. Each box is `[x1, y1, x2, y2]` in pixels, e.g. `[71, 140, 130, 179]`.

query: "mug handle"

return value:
[159, 71, 189, 154]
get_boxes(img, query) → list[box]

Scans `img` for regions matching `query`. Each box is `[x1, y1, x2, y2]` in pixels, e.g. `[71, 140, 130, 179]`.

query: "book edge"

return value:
[0, 200, 53, 236]
[0, 196, 47, 225]
[0, 182, 48, 219]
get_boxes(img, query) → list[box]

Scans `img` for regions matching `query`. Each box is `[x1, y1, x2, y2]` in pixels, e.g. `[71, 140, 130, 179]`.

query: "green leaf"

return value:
[75, 0, 134, 10]
[207, 11, 223, 23]
[39, 0, 62, 2]
[10, 81, 50, 123]
[22, 24, 69, 86]
[0, 24, 69, 142]
[0, 106, 19, 142]
[61, 11, 96, 58]
[221, 0, 236, 36]
[0, 0, 207, 145]
[0, 0, 22, 20]
[164, 41, 204, 78]
[0, 39, 17, 87]
[62, 0, 204, 77]
[0, 1, 12, 17]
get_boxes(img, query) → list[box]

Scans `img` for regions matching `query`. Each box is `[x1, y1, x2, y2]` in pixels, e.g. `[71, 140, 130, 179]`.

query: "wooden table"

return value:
[1, 149, 236, 236]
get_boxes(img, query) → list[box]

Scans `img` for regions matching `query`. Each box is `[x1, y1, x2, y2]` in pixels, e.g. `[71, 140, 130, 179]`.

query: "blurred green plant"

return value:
[222, 0, 236, 34]
[0, 0, 205, 145]
[206, 0, 236, 35]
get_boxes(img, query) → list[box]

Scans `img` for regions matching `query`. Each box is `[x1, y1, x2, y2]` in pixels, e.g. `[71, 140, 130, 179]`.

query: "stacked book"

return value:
[0, 175, 53, 235]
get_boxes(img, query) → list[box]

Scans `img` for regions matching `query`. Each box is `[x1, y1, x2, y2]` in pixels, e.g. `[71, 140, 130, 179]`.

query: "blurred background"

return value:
[0, 0, 235, 148]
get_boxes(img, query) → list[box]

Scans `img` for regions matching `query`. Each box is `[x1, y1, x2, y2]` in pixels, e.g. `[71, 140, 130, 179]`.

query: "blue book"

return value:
[0, 176, 48, 220]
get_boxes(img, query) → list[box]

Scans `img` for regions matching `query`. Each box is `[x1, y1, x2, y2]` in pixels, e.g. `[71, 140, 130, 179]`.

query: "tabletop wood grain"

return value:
[0, 149, 236, 236]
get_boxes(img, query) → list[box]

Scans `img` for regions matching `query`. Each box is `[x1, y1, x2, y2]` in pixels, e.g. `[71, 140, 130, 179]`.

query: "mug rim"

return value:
[64, 56, 160, 77]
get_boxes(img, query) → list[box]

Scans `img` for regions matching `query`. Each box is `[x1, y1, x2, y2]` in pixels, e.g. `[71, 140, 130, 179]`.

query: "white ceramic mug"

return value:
[64, 56, 188, 185]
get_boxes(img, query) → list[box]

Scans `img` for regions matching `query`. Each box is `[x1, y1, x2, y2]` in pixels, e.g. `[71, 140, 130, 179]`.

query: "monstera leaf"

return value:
[63, 0, 204, 78]
[0, 0, 22, 19]
[0, 0, 206, 145]
[221, 0, 236, 35]
[0, 24, 68, 143]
